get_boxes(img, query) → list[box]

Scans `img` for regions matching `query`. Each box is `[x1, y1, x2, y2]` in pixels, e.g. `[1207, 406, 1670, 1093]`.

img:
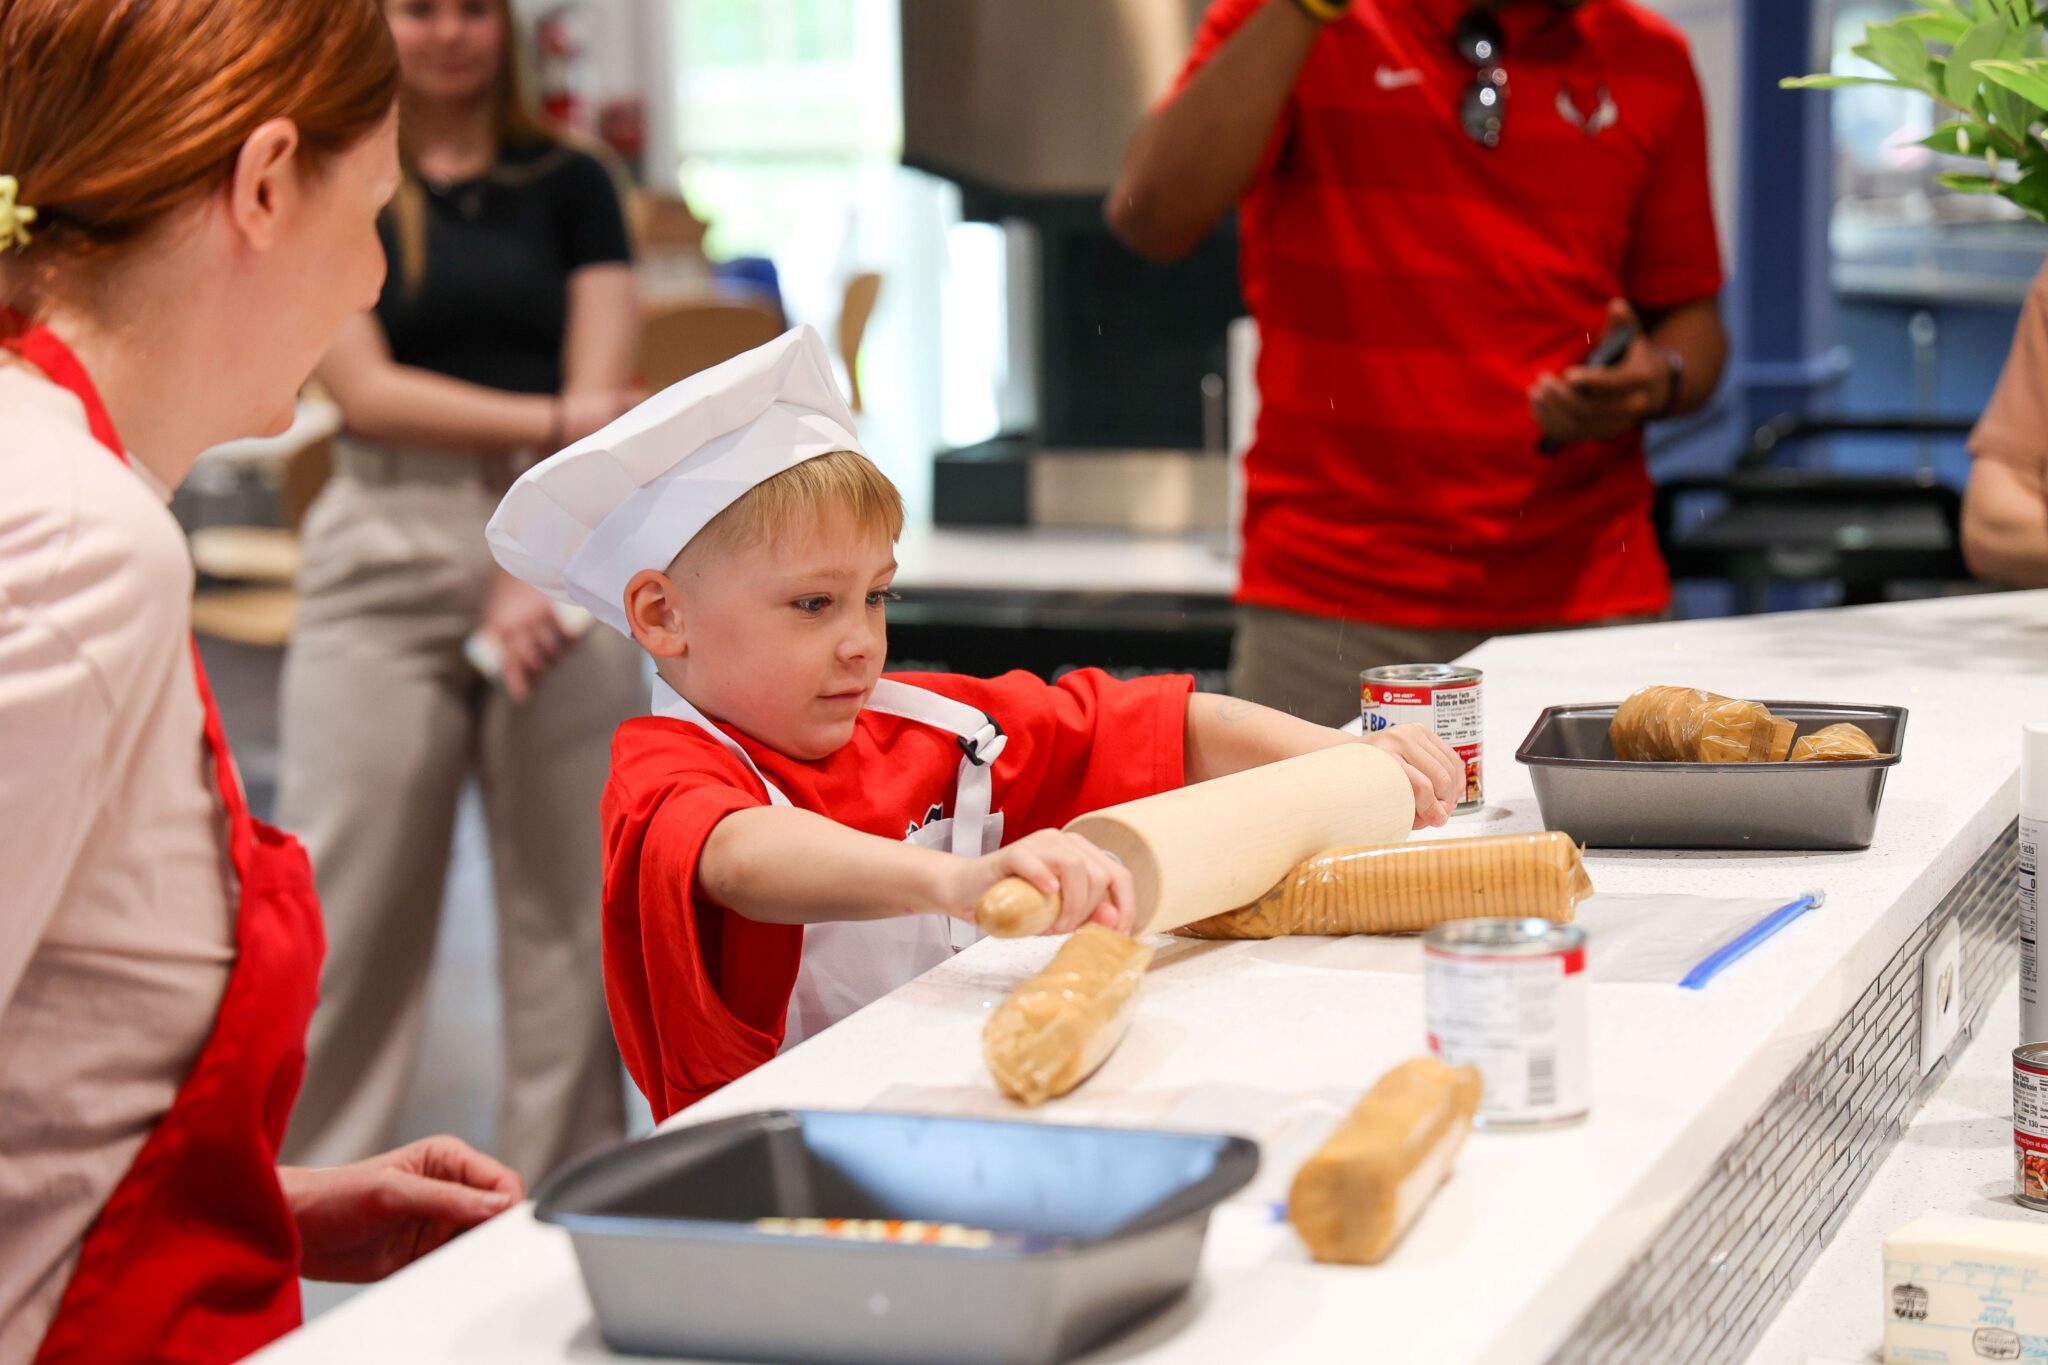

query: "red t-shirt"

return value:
[601, 668, 1194, 1120]
[1180, 0, 1724, 628]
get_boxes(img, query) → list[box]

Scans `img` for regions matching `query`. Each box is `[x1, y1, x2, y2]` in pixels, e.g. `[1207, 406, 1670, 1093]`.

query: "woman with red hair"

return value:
[0, 2, 520, 1360]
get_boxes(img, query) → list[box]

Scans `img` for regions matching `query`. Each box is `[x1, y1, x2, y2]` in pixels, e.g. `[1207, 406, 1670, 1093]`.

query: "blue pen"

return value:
[1678, 891, 1826, 991]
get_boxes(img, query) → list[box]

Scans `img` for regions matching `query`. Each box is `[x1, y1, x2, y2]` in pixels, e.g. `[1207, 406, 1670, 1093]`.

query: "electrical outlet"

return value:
[1919, 918, 1963, 1075]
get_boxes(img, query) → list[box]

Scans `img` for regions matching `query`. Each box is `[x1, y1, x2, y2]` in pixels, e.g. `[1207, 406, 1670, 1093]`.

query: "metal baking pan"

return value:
[533, 1109, 1259, 1364]
[1516, 702, 1907, 850]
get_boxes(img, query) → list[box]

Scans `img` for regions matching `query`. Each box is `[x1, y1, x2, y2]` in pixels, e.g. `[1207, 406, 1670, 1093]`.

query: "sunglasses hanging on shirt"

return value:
[1455, 10, 1508, 148]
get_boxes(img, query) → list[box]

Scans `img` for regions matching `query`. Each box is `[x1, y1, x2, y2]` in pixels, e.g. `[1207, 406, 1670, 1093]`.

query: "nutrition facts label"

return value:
[1363, 677, 1483, 807]
[2023, 822, 2041, 1043]
[1424, 949, 1587, 1124]
[1427, 684, 1481, 745]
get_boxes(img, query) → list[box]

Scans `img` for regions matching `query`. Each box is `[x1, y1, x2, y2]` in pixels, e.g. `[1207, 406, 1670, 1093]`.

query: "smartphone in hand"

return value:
[1538, 320, 1639, 455]
[1582, 320, 1638, 370]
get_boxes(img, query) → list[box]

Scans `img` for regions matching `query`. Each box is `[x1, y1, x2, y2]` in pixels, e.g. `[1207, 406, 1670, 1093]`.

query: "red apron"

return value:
[7, 323, 325, 1364]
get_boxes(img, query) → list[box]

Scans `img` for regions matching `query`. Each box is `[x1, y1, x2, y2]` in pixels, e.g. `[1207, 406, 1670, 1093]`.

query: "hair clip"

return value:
[0, 177, 38, 252]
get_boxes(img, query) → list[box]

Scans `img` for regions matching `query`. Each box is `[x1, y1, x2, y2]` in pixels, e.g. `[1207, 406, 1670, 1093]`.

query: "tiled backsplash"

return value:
[1549, 823, 2020, 1365]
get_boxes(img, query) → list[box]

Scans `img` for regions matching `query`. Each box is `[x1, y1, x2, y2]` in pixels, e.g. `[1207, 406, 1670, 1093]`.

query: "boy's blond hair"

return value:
[677, 450, 904, 567]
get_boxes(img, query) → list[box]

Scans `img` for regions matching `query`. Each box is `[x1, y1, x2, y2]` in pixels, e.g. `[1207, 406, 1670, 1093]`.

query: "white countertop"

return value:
[1742, 974, 2033, 1365]
[254, 592, 2048, 1365]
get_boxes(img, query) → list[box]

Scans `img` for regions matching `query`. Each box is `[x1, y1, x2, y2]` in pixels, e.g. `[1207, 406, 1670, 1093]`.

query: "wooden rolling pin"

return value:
[976, 744, 1415, 939]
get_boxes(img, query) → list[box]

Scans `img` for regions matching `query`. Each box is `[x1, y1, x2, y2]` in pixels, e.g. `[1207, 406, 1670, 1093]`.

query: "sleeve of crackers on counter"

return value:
[1611, 685, 1884, 763]
[1177, 831, 1591, 940]
[1290, 1056, 1483, 1265]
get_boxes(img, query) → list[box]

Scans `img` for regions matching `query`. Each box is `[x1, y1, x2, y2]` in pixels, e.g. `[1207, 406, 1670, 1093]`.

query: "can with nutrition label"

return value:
[1361, 664, 1483, 812]
[2015, 1043, 2048, 1210]
[1424, 918, 1590, 1128]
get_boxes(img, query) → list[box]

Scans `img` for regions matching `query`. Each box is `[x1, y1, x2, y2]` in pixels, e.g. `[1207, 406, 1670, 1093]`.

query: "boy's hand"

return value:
[952, 829, 1137, 935]
[1358, 724, 1463, 829]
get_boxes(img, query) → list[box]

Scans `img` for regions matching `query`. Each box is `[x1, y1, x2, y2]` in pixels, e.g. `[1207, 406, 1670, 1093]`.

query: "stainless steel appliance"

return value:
[902, 0, 1242, 528]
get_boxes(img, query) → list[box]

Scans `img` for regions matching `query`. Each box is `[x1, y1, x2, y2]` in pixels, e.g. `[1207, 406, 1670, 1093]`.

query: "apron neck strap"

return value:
[0, 316, 255, 869]
[0, 314, 126, 459]
[650, 679, 793, 807]
[648, 678, 1006, 858]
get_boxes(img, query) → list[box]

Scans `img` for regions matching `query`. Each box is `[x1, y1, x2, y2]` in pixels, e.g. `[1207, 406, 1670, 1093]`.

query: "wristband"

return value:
[1291, 0, 1351, 23]
[1653, 347, 1685, 422]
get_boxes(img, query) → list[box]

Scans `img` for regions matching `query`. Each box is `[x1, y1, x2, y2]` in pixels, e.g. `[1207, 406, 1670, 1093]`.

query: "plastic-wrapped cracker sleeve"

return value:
[1789, 722, 1884, 762]
[1176, 831, 1592, 940]
[1289, 1056, 1482, 1265]
[983, 925, 1153, 1107]
[1610, 685, 1797, 763]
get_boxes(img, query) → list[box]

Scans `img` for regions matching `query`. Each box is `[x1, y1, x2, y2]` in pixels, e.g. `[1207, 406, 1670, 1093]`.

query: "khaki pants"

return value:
[1229, 603, 1658, 728]
[276, 443, 643, 1183]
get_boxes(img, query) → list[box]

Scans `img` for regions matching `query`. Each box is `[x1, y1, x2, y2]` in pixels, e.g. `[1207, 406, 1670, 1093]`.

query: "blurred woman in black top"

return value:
[278, 0, 644, 1184]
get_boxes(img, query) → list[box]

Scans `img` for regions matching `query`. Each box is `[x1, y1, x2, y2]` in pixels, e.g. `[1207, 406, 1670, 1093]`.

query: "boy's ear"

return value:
[624, 569, 686, 658]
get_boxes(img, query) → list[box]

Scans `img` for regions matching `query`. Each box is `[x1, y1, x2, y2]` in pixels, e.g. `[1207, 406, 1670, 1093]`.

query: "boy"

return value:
[487, 327, 1459, 1120]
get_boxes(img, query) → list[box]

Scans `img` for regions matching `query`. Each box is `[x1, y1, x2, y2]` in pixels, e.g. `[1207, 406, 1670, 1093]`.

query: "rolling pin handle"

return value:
[975, 876, 1060, 938]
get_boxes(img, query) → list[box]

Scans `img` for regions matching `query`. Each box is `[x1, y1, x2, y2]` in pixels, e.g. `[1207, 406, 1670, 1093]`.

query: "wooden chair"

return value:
[628, 191, 711, 254]
[837, 272, 883, 413]
[639, 299, 786, 392]
[188, 431, 333, 648]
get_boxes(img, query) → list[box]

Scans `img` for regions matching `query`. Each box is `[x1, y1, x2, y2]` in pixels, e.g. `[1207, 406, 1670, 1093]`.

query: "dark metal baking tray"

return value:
[1515, 702, 1907, 850]
[533, 1109, 1259, 1364]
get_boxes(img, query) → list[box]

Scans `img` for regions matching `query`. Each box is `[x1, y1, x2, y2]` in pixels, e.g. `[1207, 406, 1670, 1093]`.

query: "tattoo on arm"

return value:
[1212, 696, 1254, 725]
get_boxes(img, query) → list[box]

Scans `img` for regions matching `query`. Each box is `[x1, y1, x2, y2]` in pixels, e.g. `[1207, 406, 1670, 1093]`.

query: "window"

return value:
[670, 0, 902, 261]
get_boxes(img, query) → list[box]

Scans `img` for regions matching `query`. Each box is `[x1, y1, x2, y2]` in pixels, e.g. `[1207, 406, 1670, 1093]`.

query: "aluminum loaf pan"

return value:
[1515, 702, 1907, 850]
[533, 1109, 1259, 1364]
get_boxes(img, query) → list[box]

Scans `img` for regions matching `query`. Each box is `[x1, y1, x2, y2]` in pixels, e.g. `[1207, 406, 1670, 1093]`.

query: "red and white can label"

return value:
[1426, 945, 1589, 1125]
[1362, 676, 1483, 809]
[2014, 1051, 2048, 1207]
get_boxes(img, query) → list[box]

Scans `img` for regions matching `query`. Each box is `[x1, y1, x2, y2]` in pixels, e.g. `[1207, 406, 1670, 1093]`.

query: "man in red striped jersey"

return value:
[1109, 0, 1727, 726]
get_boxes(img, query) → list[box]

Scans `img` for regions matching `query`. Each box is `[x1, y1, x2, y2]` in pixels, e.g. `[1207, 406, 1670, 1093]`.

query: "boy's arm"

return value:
[698, 806, 1136, 933]
[1183, 692, 1462, 829]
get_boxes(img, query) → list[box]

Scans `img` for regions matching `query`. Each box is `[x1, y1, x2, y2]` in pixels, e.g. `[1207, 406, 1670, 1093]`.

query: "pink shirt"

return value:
[0, 364, 234, 1361]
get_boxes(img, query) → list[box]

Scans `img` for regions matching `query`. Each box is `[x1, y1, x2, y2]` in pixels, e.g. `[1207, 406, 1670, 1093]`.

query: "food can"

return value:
[1424, 918, 1589, 1127]
[2015, 1043, 2048, 1209]
[1362, 664, 1483, 811]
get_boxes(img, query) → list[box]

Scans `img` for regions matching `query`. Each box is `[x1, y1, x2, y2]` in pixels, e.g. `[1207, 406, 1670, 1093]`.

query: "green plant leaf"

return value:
[1862, 21, 1935, 85]
[1899, 11, 1971, 41]
[1976, 58, 2048, 110]
[1779, 73, 1916, 90]
[1937, 170, 2005, 191]
[1946, 20, 2011, 110]
[1923, 117, 1996, 153]
[1920, 0, 1973, 18]
[2000, 166, 2048, 220]
[1785, 73, 1908, 90]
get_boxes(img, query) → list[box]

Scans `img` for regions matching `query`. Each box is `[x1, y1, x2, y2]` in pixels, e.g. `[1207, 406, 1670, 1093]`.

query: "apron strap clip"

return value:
[958, 719, 1006, 767]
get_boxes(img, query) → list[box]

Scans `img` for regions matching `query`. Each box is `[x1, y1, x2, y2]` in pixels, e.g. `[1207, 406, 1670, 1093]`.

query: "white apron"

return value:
[652, 678, 1005, 1047]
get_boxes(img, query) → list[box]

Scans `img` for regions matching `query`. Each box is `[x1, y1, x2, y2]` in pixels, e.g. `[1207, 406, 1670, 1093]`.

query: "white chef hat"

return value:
[485, 324, 867, 638]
